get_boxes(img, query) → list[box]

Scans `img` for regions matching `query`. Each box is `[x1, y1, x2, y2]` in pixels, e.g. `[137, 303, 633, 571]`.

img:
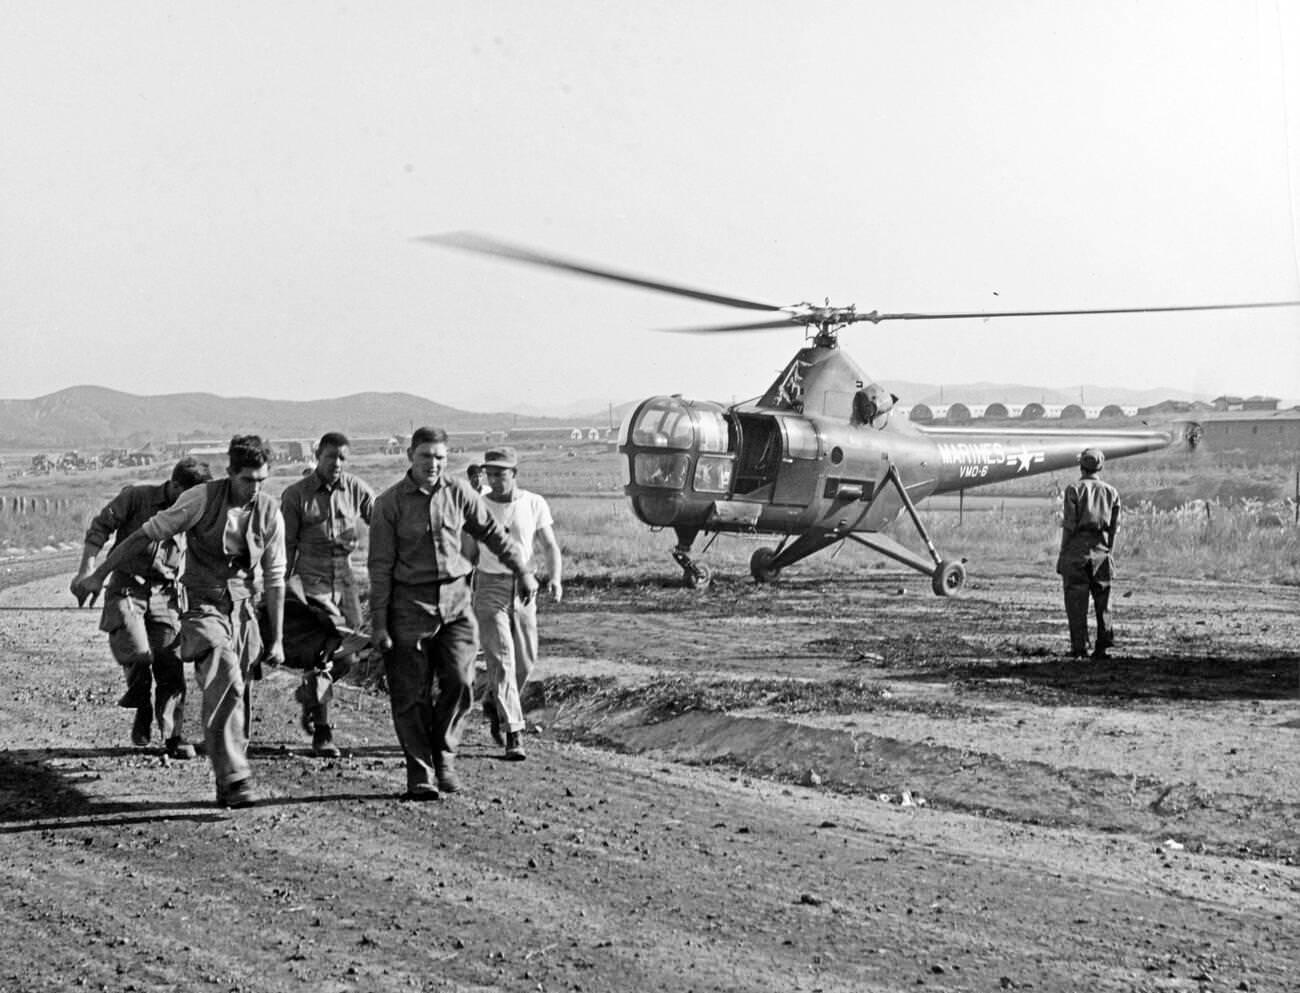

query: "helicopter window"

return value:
[631, 400, 694, 449]
[695, 410, 729, 453]
[693, 455, 732, 493]
[633, 452, 689, 488]
[780, 416, 821, 459]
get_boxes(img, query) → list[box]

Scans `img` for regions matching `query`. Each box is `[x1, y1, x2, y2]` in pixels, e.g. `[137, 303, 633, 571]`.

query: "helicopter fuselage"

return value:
[618, 341, 1173, 542]
[619, 395, 1171, 538]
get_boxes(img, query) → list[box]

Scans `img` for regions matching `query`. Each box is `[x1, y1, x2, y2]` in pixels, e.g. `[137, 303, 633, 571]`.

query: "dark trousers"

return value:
[383, 582, 478, 790]
[1062, 556, 1112, 656]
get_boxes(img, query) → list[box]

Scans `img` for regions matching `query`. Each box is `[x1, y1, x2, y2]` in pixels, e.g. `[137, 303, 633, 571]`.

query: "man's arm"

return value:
[356, 479, 375, 526]
[280, 485, 302, 577]
[1055, 486, 1077, 575]
[259, 508, 288, 665]
[74, 486, 205, 601]
[73, 531, 151, 602]
[71, 488, 132, 602]
[1058, 486, 1079, 552]
[461, 490, 537, 602]
[366, 495, 396, 651]
[536, 524, 563, 602]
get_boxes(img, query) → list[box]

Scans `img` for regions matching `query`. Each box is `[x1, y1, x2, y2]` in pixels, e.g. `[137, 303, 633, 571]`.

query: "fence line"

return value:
[0, 496, 85, 515]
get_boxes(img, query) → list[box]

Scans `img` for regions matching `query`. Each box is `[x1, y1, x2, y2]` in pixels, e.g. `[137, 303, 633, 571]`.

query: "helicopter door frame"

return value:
[730, 413, 782, 499]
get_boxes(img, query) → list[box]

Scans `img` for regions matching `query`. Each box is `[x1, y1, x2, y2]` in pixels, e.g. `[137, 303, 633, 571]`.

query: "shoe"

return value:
[164, 737, 197, 760]
[131, 706, 152, 747]
[435, 755, 461, 794]
[402, 782, 440, 802]
[488, 710, 504, 747]
[504, 731, 526, 762]
[311, 724, 341, 758]
[218, 777, 257, 809]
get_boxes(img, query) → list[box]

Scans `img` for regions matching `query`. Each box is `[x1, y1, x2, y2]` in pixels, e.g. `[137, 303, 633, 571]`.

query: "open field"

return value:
[3, 444, 1299, 585]
[1, 441, 1298, 992]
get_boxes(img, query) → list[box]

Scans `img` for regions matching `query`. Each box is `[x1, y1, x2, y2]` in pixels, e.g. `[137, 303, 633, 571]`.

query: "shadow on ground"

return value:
[903, 654, 1300, 703]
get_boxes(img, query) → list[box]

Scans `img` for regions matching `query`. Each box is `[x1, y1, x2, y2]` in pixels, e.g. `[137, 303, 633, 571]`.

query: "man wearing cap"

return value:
[71, 457, 213, 757]
[1056, 447, 1121, 659]
[368, 426, 536, 800]
[471, 446, 563, 761]
[279, 431, 375, 757]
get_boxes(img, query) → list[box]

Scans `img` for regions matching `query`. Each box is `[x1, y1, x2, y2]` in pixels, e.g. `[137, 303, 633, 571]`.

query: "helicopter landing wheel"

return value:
[683, 562, 713, 591]
[750, 547, 781, 584]
[931, 559, 966, 597]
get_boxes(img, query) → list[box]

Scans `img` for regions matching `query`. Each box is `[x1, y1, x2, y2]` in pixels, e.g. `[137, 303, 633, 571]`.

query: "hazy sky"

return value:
[3, 1, 1298, 412]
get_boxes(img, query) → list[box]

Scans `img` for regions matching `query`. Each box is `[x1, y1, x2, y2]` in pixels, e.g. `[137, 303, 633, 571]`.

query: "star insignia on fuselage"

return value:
[1013, 447, 1045, 472]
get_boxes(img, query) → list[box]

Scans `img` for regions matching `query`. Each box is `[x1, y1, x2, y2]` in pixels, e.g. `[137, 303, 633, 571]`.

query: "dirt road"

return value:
[2, 554, 1298, 992]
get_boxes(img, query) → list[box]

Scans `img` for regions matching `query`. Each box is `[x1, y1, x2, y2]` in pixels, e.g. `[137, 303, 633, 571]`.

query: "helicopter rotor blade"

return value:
[418, 231, 784, 313]
[864, 300, 1300, 323]
[658, 318, 804, 334]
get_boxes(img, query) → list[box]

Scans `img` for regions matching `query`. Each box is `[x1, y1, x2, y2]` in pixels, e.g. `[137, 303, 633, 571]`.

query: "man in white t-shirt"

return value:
[471, 447, 562, 760]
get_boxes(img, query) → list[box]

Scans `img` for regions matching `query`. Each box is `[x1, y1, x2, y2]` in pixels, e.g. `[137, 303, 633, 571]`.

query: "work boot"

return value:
[164, 736, 197, 760]
[218, 777, 257, 809]
[504, 731, 526, 762]
[130, 705, 153, 747]
[435, 753, 461, 794]
[311, 724, 341, 758]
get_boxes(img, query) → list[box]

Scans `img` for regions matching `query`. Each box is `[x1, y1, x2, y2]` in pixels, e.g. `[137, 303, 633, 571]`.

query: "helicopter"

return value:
[421, 232, 1300, 594]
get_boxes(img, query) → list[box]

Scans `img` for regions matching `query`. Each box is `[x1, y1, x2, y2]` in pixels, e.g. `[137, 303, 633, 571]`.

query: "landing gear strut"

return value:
[747, 464, 967, 596]
[844, 463, 966, 597]
[671, 527, 713, 591]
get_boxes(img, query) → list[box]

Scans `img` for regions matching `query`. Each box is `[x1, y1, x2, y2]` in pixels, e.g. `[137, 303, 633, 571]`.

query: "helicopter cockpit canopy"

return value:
[619, 396, 734, 520]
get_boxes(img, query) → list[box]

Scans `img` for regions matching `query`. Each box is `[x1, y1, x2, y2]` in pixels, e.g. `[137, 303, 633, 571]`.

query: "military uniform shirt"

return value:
[1061, 476, 1120, 543]
[281, 470, 375, 589]
[84, 482, 184, 584]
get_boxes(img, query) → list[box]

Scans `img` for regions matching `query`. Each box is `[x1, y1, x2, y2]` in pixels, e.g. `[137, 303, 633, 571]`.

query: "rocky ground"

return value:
[1, 553, 1298, 993]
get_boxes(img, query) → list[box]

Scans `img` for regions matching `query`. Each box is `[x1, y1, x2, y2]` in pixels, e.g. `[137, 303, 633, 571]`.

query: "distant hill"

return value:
[0, 386, 575, 449]
[0, 382, 1232, 449]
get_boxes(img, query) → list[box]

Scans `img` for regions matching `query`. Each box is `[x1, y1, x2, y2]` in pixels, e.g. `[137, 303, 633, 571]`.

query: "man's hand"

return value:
[263, 638, 285, 667]
[518, 572, 539, 605]
[547, 578, 563, 604]
[372, 628, 394, 653]
[70, 571, 104, 608]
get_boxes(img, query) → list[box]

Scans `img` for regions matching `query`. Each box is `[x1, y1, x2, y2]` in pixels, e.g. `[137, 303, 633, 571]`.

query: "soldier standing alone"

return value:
[1056, 447, 1120, 659]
